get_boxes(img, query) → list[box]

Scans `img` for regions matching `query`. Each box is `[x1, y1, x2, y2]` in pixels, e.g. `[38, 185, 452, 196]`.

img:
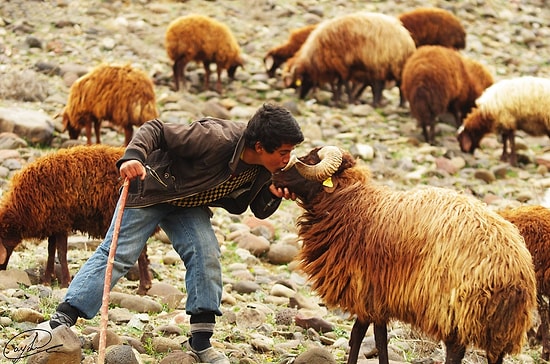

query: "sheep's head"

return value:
[263, 53, 285, 78]
[272, 146, 355, 202]
[228, 57, 244, 80]
[457, 108, 488, 154]
[61, 112, 81, 140]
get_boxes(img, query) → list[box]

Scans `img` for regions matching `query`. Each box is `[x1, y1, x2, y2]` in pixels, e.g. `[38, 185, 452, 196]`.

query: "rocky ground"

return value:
[0, 0, 550, 363]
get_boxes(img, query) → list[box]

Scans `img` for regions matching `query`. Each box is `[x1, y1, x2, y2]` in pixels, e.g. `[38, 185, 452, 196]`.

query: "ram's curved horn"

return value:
[281, 154, 298, 172]
[295, 146, 342, 181]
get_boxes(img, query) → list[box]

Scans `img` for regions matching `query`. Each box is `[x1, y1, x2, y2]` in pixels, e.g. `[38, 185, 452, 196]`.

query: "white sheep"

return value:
[272, 146, 537, 364]
[457, 76, 550, 166]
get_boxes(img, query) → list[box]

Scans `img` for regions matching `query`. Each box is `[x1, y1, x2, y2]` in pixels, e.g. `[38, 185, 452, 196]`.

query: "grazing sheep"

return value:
[165, 14, 244, 93]
[263, 24, 317, 78]
[401, 45, 493, 144]
[285, 12, 416, 106]
[398, 7, 466, 49]
[497, 205, 550, 361]
[272, 146, 536, 364]
[0, 145, 152, 294]
[62, 63, 158, 146]
[457, 76, 550, 166]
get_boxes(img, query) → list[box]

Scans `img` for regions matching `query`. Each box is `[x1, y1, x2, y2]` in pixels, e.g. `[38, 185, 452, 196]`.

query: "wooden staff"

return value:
[97, 177, 130, 363]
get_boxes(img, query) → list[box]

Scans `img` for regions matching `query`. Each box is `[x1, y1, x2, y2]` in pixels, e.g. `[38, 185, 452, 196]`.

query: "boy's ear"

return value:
[255, 141, 263, 152]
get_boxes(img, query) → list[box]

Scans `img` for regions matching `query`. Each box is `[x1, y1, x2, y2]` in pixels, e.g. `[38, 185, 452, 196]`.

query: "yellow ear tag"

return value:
[322, 177, 333, 188]
[295, 79, 302, 86]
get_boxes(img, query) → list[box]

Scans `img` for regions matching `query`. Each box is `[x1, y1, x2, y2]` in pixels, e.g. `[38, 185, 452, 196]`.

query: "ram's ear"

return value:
[322, 176, 338, 193]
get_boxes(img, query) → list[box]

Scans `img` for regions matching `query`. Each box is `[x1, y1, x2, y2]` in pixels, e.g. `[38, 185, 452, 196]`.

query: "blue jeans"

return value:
[64, 198, 223, 319]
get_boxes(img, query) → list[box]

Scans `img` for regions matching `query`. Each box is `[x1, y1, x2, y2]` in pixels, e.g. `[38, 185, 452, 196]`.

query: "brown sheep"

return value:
[401, 45, 493, 144]
[0, 145, 152, 294]
[285, 12, 416, 106]
[272, 146, 536, 364]
[165, 14, 244, 93]
[398, 7, 466, 49]
[457, 76, 550, 166]
[263, 24, 317, 78]
[497, 205, 550, 361]
[61, 63, 158, 146]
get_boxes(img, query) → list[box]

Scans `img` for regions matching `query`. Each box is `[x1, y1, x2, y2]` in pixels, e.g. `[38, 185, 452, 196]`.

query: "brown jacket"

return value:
[117, 118, 281, 219]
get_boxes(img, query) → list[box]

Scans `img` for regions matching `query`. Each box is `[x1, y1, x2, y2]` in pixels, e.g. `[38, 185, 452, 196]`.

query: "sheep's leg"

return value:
[344, 80, 355, 104]
[371, 80, 384, 107]
[374, 323, 388, 364]
[136, 247, 152, 295]
[44, 236, 56, 285]
[56, 233, 70, 287]
[353, 82, 370, 102]
[172, 61, 180, 91]
[444, 331, 466, 364]
[215, 66, 223, 94]
[0, 244, 15, 270]
[173, 57, 186, 91]
[509, 131, 517, 166]
[397, 82, 407, 108]
[420, 117, 435, 144]
[501, 130, 516, 166]
[44, 233, 70, 287]
[123, 125, 133, 146]
[538, 294, 550, 361]
[93, 119, 101, 145]
[203, 61, 211, 91]
[486, 353, 504, 364]
[347, 319, 370, 364]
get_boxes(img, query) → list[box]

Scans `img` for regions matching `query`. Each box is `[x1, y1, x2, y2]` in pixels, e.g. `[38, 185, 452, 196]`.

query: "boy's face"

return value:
[258, 143, 296, 173]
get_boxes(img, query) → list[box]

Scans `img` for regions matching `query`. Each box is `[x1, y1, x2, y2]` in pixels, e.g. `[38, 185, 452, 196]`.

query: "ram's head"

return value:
[272, 146, 354, 202]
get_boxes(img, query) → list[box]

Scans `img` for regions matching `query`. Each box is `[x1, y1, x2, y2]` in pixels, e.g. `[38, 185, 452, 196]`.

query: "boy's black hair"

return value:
[244, 103, 304, 153]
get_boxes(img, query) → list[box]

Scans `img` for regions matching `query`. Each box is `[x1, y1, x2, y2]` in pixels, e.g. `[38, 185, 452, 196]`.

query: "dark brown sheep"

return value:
[61, 63, 158, 146]
[0, 145, 152, 294]
[498, 205, 550, 361]
[401, 45, 493, 144]
[263, 24, 317, 78]
[165, 14, 244, 93]
[398, 7, 466, 49]
[272, 146, 536, 364]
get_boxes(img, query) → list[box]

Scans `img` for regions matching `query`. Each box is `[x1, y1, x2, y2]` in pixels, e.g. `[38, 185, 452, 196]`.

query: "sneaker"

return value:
[185, 340, 230, 364]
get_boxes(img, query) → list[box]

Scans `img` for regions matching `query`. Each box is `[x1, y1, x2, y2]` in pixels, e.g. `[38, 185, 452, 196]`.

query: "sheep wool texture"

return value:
[0, 145, 124, 286]
[398, 7, 466, 49]
[62, 63, 158, 145]
[463, 76, 550, 137]
[0, 145, 123, 241]
[401, 45, 493, 143]
[295, 164, 536, 359]
[497, 205, 550, 360]
[287, 12, 415, 102]
[165, 14, 243, 92]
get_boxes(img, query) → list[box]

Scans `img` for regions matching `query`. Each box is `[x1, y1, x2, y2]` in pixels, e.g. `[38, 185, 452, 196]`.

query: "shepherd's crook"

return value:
[98, 177, 130, 364]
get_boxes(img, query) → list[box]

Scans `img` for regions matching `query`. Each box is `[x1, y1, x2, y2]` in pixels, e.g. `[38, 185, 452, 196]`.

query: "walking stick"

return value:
[98, 177, 130, 364]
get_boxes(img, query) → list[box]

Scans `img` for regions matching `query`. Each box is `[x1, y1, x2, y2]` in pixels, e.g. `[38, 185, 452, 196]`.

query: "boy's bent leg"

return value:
[63, 203, 164, 319]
